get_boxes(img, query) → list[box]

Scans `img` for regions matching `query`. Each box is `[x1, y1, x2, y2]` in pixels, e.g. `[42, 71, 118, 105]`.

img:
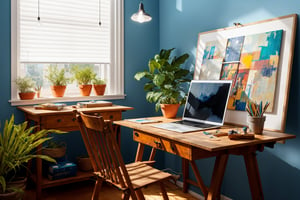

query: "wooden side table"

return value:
[18, 105, 133, 200]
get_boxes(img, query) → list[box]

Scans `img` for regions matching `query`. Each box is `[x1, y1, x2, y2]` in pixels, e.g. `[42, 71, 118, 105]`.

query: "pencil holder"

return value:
[247, 115, 266, 134]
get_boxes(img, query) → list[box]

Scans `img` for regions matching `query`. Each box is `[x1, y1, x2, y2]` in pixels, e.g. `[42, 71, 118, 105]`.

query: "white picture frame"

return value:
[194, 14, 297, 132]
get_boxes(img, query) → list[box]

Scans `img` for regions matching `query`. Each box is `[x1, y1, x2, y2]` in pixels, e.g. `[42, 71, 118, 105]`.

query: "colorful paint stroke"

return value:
[200, 39, 227, 79]
[220, 30, 283, 112]
[224, 36, 245, 62]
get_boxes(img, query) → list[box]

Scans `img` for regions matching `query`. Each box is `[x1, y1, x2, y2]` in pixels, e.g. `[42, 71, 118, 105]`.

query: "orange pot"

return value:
[160, 104, 180, 118]
[79, 84, 92, 96]
[19, 92, 35, 100]
[93, 84, 106, 96]
[51, 85, 66, 97]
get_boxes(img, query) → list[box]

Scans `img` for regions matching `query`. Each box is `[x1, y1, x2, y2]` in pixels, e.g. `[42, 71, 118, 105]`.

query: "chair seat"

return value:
[94, 162, 172, 190]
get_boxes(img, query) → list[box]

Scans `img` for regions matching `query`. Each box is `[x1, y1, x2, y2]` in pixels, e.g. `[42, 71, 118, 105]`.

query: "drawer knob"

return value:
[134, 132, 139, 137]
[57, 119, 61, 123]
[72, 118, 76, 122]
[154, 140, 162, 149]
[110, 115, 113, 119]
[171, 144, 175, 152]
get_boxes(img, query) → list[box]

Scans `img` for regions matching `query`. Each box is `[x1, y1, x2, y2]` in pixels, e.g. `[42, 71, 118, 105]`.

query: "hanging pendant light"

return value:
[131, 2, 152, 23]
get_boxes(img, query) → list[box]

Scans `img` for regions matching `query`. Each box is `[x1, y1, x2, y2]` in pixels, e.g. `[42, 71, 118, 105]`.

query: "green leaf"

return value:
[134, 71, 147, 81]
[153, 74, 165, 86]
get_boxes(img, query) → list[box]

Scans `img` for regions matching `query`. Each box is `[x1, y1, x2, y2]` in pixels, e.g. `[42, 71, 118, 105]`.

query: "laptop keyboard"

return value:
[173, 120, 214, 128]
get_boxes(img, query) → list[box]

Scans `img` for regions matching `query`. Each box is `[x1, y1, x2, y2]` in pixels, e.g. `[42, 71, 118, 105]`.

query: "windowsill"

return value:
[9, 94, 126, 106]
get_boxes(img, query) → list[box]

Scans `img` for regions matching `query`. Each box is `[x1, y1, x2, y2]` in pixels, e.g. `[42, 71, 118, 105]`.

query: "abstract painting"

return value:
[220, 30, 283, 112]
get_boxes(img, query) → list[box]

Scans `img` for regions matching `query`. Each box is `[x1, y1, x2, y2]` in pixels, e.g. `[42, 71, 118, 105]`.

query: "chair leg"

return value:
[122, 190, 131, 200]
[135, 189, 146, 200]
[92, 178, 103, 200]
[159, 182, 169, 200]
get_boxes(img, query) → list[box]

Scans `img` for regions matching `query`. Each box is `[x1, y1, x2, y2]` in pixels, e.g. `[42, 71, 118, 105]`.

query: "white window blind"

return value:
[20, 0, 111, 63]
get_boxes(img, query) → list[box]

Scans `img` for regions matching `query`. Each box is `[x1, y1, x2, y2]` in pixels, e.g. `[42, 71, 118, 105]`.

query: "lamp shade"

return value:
[131, 2, 152, 23]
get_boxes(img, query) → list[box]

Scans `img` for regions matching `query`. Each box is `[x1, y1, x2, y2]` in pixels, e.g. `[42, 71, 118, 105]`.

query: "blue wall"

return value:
[159, 0, 300, 199]
[2, 0, 300, 199]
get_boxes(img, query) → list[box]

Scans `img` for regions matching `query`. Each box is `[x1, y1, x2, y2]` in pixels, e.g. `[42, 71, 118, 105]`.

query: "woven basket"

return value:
[43, 146, 66, 158]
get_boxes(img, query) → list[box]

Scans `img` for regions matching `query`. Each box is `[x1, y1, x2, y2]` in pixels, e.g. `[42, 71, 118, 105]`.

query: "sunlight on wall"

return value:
[228, 8, 274, 27]
[176, 0, 182, 12]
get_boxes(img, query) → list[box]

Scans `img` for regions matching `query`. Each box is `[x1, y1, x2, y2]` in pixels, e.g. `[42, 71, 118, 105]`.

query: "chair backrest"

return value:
[76, 112, 133, 190]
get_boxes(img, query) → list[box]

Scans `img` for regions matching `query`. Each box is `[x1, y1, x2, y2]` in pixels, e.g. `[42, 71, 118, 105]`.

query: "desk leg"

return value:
[244, 152, 264, 200]
[207, 155, 228, 200]
[190, 160, 208, 197]
[113, 125, 121, 146]
[182, 158, 189, 193]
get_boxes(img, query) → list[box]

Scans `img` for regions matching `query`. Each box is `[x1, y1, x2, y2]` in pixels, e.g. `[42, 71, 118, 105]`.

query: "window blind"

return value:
[20, 0, 111, 63]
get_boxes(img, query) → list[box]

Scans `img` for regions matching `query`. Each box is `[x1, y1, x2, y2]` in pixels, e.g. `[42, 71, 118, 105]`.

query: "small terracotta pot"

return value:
[93, 84, 106, 96]
[19, 92, 35, 100]
[247, 115, 266, 134]
[79, 84, 92, 96]
[160, 104, 180, 118]
[51, 85, 66, 97]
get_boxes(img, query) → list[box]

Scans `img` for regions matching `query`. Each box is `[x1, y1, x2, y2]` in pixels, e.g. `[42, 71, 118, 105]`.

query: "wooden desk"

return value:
[18, 105, 133, 200]
[114, 116, 296, 200]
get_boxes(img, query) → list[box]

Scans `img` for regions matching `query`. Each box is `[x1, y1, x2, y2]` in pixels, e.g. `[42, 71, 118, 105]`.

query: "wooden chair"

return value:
[76, 112, 172, 200]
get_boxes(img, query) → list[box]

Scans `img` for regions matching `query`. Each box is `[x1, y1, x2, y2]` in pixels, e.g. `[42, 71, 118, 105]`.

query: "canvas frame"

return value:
[194, 14, 297, 132]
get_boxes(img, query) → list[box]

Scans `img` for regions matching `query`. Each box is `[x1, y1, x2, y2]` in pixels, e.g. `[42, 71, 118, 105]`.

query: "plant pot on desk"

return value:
[160, 104, 180, 118]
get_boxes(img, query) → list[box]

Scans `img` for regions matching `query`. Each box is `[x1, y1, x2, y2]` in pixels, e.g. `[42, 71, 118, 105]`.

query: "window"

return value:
[11, 0, 124, 105]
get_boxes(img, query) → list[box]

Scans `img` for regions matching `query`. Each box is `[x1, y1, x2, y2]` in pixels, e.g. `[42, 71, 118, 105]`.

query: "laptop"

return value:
[152, 80, 232, 133]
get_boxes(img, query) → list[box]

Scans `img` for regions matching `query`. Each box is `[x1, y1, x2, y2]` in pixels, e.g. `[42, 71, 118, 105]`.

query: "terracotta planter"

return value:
[0, 177, 27, 200]
[93, 84, 106, 96]
[160, 104, 180, 118]
[51, 85, 66, 97]
[79, 84, 92, 96]
[18, 92, 35, 100]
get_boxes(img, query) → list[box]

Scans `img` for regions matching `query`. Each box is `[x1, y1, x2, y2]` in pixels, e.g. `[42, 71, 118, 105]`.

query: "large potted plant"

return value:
[71, 66, 96, 96]
[45, 66, 71, 97]
[15, 77, 36, 100]
[92, 77, 106, 96]
[0, 115, 65, 199]
[134, 48, 191, 118]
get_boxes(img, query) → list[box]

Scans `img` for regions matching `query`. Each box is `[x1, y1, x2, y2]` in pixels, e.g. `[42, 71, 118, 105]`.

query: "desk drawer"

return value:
[94, 111, 122, 121]
[133, 131, 192, 160]
[42, 114, 77, 130]
[42, 111, 122, 130]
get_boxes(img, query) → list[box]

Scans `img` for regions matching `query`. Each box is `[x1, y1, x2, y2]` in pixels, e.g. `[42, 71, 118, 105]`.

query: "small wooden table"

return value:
[18, 105, 133, 200]
[114, 116, 296, 200]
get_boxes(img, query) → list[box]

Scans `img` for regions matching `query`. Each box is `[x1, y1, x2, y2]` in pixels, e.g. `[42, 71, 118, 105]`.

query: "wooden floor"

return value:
[24, 180, 199, 200]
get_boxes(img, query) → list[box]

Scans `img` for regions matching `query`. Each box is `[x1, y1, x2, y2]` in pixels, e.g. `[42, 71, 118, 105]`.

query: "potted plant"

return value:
[42, 140, 67, 159]
[0, 115, 65, 199]
[15, 76, 36, 100]
[45, 66, 71, 97]
[71, 66, 96, 96]
[134, 48, 191, 118]
[92, 77, 106, 96]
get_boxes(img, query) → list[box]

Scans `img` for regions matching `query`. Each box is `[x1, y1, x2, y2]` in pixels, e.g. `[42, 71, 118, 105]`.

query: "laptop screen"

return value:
[183, 80, 232, 125]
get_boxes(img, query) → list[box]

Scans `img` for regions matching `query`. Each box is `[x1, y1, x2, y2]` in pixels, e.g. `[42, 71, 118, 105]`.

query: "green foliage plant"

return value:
[0, 115, 66, 193]
[45, 66, 70, 86]
[92, 77, 106, 85]
[15, 77, 36, 93]
[71, 66, 96, 85]
[134, 48, 191, 111]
